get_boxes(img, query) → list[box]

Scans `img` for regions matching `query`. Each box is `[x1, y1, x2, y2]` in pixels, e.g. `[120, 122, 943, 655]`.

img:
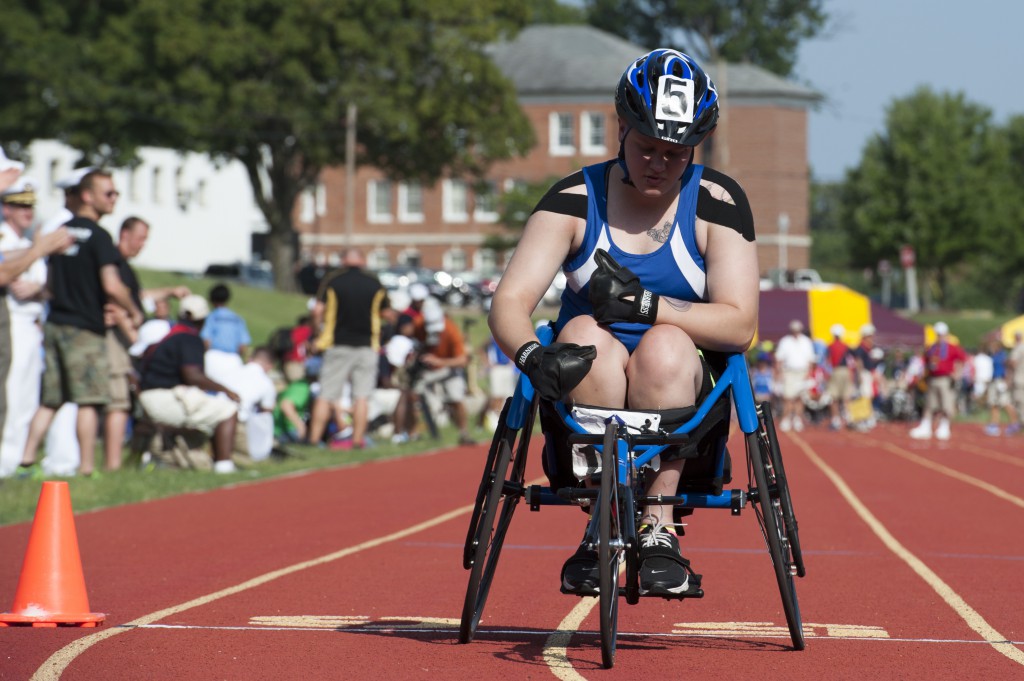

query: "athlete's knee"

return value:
[629, 326, 699, 378]
[558, 316, 626, 364]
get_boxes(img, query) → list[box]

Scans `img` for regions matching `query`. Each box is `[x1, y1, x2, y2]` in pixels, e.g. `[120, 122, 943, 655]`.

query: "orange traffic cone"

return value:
[0, 481, 105, 627]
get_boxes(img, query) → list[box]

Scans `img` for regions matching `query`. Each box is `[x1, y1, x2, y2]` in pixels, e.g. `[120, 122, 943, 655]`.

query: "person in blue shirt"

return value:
[200, 283, 252, 357]
[489, 49, 758, 597]
[985, 336, 1021, 436]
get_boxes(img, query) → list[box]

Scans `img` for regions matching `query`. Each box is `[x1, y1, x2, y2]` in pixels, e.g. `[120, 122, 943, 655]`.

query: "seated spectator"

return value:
[201, 283, 252, 357]
[413, 297, 475, 445]
[136, 295, 241, 473]
[208, 346, 279, 461]
[384, 314, 420, 443]
[274, 371, 313, 444]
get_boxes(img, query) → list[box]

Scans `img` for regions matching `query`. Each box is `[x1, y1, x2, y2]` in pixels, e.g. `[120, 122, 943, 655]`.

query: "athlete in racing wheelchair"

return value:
[489, 47, 758, 599]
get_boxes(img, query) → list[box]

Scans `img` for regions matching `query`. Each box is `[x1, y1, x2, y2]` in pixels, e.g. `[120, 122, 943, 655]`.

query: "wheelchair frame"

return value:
[459, 326, 806, 668]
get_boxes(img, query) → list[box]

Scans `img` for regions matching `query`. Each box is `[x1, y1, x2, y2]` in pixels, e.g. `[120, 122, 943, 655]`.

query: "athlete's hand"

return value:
[515, 341, 596, 402]
[588, 249, 659, 325]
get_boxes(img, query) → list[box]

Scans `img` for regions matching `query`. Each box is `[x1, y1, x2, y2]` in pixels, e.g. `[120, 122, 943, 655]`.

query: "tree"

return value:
[0, 1, 536, 290]
[581, 0, 827, 77]
[840, 87, 1013, 308]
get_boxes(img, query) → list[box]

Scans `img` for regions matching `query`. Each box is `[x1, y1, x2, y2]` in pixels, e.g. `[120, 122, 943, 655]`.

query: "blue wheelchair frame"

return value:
[460, 324, 805, 668]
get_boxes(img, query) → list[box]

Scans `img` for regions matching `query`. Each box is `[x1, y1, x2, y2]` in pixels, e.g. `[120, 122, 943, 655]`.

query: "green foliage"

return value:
[0, 0, 536, 288]
[839, 87, 1014, 308]
[581, 0, 827, 76]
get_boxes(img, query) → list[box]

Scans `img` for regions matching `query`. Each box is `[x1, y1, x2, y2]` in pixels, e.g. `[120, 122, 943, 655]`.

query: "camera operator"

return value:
[412, 297, 476, 446]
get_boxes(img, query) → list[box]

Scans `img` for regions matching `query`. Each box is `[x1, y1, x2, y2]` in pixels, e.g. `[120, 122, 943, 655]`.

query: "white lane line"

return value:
[867, 437, 1024, 510]
[127, 622, 1024, 646]
[542, 597, 597, 681]
[28, 503, 476, 681]
[790, 433, 1024, 666]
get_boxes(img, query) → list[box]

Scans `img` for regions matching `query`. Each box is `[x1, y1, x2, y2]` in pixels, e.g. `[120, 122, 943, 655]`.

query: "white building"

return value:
[23, 140, 265, 273]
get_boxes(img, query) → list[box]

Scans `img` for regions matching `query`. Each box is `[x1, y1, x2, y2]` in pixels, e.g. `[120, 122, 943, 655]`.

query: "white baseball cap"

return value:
[860, 323, 876, 336]
[409, 282, 429, 302]
[179, 294, 210, 321]
[421, 296, 445, 333]
[830, 323, 845, 338]
[934, 321, 949, 336]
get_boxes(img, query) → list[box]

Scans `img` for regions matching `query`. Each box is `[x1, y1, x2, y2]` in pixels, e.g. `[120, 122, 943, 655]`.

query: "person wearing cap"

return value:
[0, 178, 74, 476]
[308, 247, 391, 449]
[824, 324, 855, 431]
[852, 323, 886, 415]
[404, 282, 429, 322]
[413, 296, 475, 446]
[17, 169, 144, 477]
[773, 319, 817, 432]
[136, 295, 242, 473]
[1010, 330, 1024, 429]
[102, 216, 192, 471]
[910, 322, 966, 440]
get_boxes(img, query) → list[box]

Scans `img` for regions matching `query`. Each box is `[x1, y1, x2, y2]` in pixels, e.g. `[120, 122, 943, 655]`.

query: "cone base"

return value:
[0, 612, 105, 627]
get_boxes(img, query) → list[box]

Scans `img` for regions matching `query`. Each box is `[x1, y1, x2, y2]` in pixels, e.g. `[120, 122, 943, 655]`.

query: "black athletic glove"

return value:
[515, 341, 596, 402]
[588, 249, 659, 325]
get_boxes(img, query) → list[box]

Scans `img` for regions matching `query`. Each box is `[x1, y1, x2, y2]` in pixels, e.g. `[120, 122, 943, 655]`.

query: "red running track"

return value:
[2, 422, 1023, 680]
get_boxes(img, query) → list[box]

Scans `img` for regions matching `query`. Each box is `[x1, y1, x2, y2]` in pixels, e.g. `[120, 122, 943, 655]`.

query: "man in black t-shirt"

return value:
[308, 248, 391, 449]
[137, 294, 241, 473]
[19, 170, 144, 477]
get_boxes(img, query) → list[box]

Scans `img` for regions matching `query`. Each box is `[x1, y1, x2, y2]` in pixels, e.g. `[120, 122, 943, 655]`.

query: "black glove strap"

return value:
[515, 341, 542, 372]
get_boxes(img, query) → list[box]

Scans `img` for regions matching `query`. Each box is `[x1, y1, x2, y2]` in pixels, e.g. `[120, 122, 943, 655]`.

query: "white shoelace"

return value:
[640, 525, 676, 549]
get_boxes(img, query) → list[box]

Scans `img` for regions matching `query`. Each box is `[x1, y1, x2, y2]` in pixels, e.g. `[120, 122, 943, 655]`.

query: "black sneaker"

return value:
[638, 525, 690, 596]
[560, 542, 599, 595]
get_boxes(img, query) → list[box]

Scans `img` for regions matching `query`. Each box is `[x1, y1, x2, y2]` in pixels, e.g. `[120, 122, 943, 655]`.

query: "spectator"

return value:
[136, 295, 241, 473]
[404, 283, 429, 321]
[0, 178, 63, 477]
[383, 313, 419, 443]
[1010, 331, 1024, 427]
[774, 320, 817, 432]
[308, 247, 390, 450]
[209, 346, 278, 461]
[413, 297, 475, 446]
[18, 169, 142, 478]
[479, 333, 517, 432]
[751, 351, 775, 408]
[274, 369, 313, 445]
[280, 314, 314, 384]
[910, 322, 966, 441]
[128, 298, 173, 360]
[103, 216, 191, 472]
[201, 283, 252, 357]
[984, 336, 1020, 436]
[824, 324, 855, 430]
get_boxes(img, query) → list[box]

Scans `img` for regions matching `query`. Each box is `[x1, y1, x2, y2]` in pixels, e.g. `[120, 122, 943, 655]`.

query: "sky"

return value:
[795, 0, 1024, 182]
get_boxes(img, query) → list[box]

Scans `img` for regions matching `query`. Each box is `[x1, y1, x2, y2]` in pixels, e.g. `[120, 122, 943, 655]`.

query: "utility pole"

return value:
[344, 102, 357, 247]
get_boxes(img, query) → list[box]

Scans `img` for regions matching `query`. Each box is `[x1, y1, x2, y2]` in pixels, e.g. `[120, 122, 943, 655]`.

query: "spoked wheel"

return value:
[462, 396, 536, 570]
[759, 401, 805, 577]
[459, 439, 519, 643]
[598, 422, 624, 669]
[747, 430, 805, 650]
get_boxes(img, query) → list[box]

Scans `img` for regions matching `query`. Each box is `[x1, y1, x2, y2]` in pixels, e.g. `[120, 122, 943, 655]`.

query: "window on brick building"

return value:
[549, 112, 575, 156]
[581, 112, 606, 155]
[443, 179, 468, 222]
[473, 180, 498, 223]
[398, 181, 424, 223]
[368, 248, 390, 270]
[368, 179, 393, 223]
[398, 248, 421, 266]
[475, 248, 498, 274]
[443, 248, 467, 272]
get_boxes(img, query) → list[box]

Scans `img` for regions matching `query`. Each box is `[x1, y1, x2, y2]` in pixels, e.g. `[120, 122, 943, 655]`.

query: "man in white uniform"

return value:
[773, 319, 818, 432]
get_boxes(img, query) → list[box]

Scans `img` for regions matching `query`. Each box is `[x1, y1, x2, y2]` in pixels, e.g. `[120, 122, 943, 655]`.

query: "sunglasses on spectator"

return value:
[105, 190, 121, 198]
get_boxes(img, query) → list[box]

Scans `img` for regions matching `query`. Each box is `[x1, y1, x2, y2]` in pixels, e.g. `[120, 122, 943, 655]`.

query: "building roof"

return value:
[489, 24, 820, 104]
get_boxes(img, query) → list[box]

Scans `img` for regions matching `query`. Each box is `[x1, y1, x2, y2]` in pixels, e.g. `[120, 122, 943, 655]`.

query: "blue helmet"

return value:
[615, 49, 719, 147]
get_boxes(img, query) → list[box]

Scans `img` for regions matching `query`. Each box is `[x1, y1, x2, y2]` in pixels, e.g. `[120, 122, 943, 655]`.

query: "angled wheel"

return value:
[462, 396, 536, 570]
[598, 422, 624, 669]
[747, 430, 805, 650]
[459, 439, 519, 643]
[759, 401, 805, 577]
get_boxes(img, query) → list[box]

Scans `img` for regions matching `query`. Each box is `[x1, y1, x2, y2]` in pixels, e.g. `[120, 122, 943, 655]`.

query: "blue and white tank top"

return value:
[555, 160, 708, 352]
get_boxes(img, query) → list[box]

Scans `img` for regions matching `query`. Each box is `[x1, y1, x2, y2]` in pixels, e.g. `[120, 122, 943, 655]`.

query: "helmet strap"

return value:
[617, 128, 635, 186]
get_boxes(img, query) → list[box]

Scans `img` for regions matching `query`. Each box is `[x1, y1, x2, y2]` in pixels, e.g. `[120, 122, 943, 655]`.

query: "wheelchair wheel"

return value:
[459, 438, 519, 644]
[759, 402, 805, 577]
[463, 396, 536, 570]
[598, 422, 623, 669]
[747, 430, 805, 650]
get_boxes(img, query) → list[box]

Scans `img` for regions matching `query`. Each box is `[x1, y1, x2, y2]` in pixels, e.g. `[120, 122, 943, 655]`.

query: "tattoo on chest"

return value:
[647, 222, 672, 243]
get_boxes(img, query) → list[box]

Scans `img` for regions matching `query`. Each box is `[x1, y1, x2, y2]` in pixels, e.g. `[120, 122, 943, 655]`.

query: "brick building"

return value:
[298, 24, 820, 276]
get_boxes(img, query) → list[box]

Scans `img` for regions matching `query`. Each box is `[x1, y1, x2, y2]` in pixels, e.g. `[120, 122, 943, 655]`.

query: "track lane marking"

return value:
[789, 432, 1024, 666]
[861, 436, 1024, 510]
[956, 441, 1024, 470]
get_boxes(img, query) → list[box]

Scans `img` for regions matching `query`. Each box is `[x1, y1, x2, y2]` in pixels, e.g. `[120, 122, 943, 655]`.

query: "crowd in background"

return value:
[753, 318, 1024, 441]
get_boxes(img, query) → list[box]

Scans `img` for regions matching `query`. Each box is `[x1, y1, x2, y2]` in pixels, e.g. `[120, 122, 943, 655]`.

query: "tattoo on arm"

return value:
[647, 222, 672, 243]
[662, 297, 693, 312]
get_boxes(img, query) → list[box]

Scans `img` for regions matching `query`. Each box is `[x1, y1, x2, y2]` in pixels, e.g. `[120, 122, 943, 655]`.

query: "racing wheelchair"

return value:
[458, 325, 806, 668]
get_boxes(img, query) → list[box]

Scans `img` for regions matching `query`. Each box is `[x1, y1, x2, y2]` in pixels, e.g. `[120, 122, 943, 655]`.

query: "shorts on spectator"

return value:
[781, 368, 809, 400]
[826, 366, 854, 401]
[986, 378, 1012, 408]
[925, 375, 957, 415]
[138, 385, 238, 437]
[41, 323, 110, 407]
[320, 346, 378, 401]
[488, 364, 516, 400]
